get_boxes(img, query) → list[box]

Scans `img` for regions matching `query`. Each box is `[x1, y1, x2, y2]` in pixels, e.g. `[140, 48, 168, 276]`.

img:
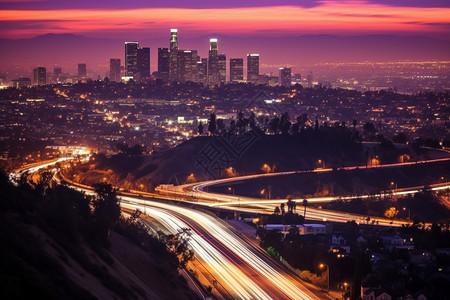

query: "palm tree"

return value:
[302, 199, 308, 220]
[286, 196, 296, 214]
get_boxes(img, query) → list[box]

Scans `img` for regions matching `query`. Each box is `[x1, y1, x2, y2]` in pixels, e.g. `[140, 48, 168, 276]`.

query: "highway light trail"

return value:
[122, 203, 277, 299]
[122, 197, 318, 300]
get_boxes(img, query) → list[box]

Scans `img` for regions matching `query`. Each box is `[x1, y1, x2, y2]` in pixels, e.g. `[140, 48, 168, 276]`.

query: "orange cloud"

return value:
[1, 2, 449, 38]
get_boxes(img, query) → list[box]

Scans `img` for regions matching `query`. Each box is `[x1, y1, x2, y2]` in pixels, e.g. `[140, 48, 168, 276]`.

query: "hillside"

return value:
[72, 127, 372, 190]
[0, 174, 198, 300]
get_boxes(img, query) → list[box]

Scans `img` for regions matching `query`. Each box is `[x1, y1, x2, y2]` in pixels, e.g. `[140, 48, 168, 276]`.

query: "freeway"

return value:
[157, 156, 450, 227]
[13, 160, 325, 300]
[121, 198, 322, 300]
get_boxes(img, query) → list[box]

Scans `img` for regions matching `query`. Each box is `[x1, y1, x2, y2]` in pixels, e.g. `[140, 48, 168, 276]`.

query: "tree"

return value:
[384, 207, 399, 219]
[363, 122, 377, 140]
[286, 197, 296, 214]
[198, 122, 204, 135]
[392, 132, 408, 144]
[217, 118, 225, 133]
[302, 199, 308, 219]
[160, 228, 194, 268]
[208, 113, 217, 135]
[92, 183, 121, 242]
[274, 206, 281, 215]
[352, 119, 357, 130]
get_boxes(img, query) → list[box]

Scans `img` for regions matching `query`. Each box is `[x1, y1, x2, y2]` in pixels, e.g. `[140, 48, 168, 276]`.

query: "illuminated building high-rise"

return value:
[170, 28, 178, 51]
[53, 67, 62, 83]
[279, 67, 291, 86]
[137, 47, 150, 80]
[78, 63, 87, 82]
[197, 58, 208, 84]
[247, 54, 259, 83]
[109, 58, 121, 82]
[230, 58, 244, 82]
[125, 41, 139, 78]
[307, 71, 313, 88]
[33, 67, 46, 85]
[208, 38, 219, 85]
[218, 54, 226, 83]
[179, 50, 198, 82]
[158, 48, 170, 80]
[169, 29, 180, 81]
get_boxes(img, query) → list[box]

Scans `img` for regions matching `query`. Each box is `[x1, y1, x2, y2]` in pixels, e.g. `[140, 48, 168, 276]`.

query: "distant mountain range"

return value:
[1, 33, 449, 77]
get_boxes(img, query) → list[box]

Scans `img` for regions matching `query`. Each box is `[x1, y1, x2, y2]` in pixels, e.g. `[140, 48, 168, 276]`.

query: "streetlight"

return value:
[342, 282, 351, 300]
[319, 263, 329, 294]
[402, 207, 410, 219]
[390, 181, 397, 194]
[228, 186, 235, 195]
[260, 189, 266, 199]
[262, 164, 270, 173]
[318, 159, 324, 169]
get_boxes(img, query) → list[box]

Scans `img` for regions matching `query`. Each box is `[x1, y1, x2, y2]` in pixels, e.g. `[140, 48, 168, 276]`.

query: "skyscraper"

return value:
[170, 28, 178, 51]
[179, 50, 198, 82]
[137, 47, 150, 80]
[279, 67, 292, 86]
[169, 29, 180, 82]
[230, 58, 244, 82]
[109, 58, 121, 82]
[125, 41, 139, 78]
[158, 48, 170, 80]
[197, 58, 208, 84]
[208, 38, 219, 85]
[218, 54, 226, 83]
[247, 54, 259, 83]
[53, 67, 62, 83]
[78, 63, 87, 82]
[33, 67, 46, 85]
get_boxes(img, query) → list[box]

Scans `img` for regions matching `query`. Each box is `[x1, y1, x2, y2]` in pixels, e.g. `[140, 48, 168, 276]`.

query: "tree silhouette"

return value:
[274, 206, 281, 215]
[208, 113, 217, 135]
[198, 122, 204, 135]
[92, 183, 121, 242]
[286, 197, 296, 214]
[302, 199, 308, 220]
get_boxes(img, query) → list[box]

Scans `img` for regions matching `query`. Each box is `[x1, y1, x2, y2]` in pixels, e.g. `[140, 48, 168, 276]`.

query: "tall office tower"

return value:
[33, 67, 46, 85]
[158, 48, 170, 80]
[179, 50, 198, 82]
[125, 41, 139, 78]
[247, 54, 259, 83]
[137, 47, 150, 80]
[169, 29, 180, 82]
[109, 58, 121, 82]
[208, 38, 219, 85]
[294, 73, 301, 83]
[170, 28, 178, 51]
[230, 58, 244, 82]
[197, 58, 208, 84]
[307, 71, 313, 88]
[53, 67, 62, 83]
[279, 67, 292, 86]
[78, 63, 87, 81]
[218, 54, 226, 83]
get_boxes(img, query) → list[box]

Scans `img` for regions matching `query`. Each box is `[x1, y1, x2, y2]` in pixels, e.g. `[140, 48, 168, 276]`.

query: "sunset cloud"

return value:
[0, 1, 449, 39]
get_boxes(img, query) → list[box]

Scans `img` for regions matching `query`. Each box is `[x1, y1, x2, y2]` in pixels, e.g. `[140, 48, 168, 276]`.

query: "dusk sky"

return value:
[1, 0, 450, 40]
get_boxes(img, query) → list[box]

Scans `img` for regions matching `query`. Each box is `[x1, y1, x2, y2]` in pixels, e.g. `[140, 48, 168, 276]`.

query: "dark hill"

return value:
[75, 128, 367, 190]
[0, 174, 198, 300]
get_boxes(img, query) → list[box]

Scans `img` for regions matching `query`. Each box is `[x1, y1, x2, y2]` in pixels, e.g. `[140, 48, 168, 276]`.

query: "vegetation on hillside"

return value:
[0, 171, 197, 299]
